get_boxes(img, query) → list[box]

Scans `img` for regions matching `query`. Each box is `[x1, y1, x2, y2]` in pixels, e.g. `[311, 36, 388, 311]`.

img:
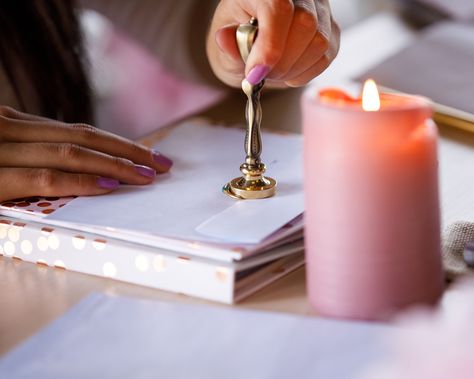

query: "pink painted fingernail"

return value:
[152, 151, 173, 171]
[246, 64, 270, 85]
[135, 165, 156, 178]
[97, 177, 120, 190]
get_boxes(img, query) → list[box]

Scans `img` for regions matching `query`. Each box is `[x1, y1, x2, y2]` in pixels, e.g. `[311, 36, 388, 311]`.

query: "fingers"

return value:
[215, 25, 241, 63]
[0, 105, 55, 123]
[0, 106, 173, 202]
[280, 32, 329, 81]
[208, 0, 295, 86]
[0, 168, 118, 203]
[207, 0, 340, 88]
[0, 143, 156, 185]
[285, 19, 340, 86]
[269, 0, 338, 84]
[245, 0, 294, 83]
[206, 0, 250, 87]
[267, 0, 318, 79]
[0, 117, 173, 173]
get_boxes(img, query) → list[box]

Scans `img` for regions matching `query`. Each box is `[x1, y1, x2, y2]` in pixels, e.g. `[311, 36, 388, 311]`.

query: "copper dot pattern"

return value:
[0, 196, 76, 217]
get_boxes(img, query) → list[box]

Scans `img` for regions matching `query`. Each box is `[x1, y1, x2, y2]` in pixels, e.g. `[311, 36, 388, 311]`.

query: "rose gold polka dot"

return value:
[13, 222, 26, 228]
[37, 202, 52, 207]
[16, 202, 30, 207]
[92, 239, 107, 250]
[72, 235, 86, 250]
[41, 209, 55, 214]
[53, 260, 66, 269]
[45, 197, 60, 201]
[0, 220, 11, 225]
[1, 202, 15, 208]
[25, 197, 40, 203]
[41, 227, 54, 234]
[216, 267, 229, 282]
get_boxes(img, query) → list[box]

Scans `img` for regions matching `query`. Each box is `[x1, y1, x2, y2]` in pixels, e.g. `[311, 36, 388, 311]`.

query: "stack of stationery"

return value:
[407, 0, 474, 21]
[0, 293, 391, 378]
[359, 21, 474, 132]
[0, 120, 304, 303]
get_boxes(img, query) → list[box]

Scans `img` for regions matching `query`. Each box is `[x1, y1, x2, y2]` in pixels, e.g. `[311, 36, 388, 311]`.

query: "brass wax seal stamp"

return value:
[223, 18, 277, 200]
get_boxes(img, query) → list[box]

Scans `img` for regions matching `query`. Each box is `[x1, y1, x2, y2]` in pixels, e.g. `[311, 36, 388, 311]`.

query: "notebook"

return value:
[0, 293, 392, 379]
[359, 22, 474, 133]
[0, 120, 305, 303]
[412, 0, 474, 21]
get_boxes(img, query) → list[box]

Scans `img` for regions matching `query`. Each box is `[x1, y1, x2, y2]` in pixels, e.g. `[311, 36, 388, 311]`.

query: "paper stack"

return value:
[0, 121, 305, 303]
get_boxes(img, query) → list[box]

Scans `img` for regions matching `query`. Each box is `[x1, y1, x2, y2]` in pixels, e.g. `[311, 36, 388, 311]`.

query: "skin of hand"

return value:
[206, 0, 340, 88]
[0, 106, 173, 202]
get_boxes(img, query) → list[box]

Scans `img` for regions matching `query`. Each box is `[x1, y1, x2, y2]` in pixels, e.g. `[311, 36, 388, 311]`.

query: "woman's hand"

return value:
[207, 0, 340, 88]
[0, 107, 172, 202]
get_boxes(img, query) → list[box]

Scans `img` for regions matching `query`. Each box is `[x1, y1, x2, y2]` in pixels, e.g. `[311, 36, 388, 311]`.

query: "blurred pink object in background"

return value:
[302, 84, 444, 321]
[82, 10, 225, 139]
[361, 278, 474, 379]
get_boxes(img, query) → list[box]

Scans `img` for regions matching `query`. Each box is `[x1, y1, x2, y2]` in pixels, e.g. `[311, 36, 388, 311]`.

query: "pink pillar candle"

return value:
[302, 86, 444, 321]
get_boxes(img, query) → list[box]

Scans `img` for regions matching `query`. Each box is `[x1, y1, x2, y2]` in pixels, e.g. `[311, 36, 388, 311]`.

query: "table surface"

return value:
[2, 7, 474, 357]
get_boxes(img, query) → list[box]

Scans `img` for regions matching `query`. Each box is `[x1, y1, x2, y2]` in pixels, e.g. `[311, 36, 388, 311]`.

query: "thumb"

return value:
[215, 24, 242, 62]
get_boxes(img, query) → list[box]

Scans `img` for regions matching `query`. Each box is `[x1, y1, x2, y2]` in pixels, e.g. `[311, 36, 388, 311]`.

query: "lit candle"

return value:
[302, 80, 444, 321]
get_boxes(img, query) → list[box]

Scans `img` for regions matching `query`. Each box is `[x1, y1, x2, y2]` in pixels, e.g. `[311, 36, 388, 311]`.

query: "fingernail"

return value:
[97, 177, 120, 190]
[152, 151, 173, 171]
[135, 164, 156, 178]
[246, 65, 270, 85]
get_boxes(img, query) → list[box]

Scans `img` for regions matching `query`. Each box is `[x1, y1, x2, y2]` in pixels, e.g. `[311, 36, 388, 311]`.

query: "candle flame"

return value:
[362, 79, 380, 112]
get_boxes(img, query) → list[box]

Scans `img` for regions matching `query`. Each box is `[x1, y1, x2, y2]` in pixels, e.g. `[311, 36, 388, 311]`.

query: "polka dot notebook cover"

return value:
[0, 197, 76, 218]
[0, 121, 305, 303]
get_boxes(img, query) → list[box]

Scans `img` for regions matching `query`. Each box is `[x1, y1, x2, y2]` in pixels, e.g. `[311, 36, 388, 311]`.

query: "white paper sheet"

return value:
[46, 122, 304, 244]
[0, 293, 391, 379]
[196, 193, 304, 244]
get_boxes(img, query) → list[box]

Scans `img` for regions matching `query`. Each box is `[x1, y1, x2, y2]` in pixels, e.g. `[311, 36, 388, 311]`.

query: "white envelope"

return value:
[0, 293, 390, 379]
[47, 122, 304, 245]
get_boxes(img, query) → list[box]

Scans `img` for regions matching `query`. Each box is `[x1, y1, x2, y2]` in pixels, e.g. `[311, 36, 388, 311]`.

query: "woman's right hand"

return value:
[0, 106, 173, 202]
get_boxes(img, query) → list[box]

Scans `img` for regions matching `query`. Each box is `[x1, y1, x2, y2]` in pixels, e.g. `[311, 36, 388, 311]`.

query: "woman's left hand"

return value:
[206, 0, 340, 88]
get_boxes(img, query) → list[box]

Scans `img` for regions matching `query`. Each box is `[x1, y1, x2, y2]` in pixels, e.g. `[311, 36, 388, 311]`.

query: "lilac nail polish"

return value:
[246, 64, 270, 85]
[152, 151, 173, 171]
[135, 165, 156, 178]
[97, 177, 120, 190]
